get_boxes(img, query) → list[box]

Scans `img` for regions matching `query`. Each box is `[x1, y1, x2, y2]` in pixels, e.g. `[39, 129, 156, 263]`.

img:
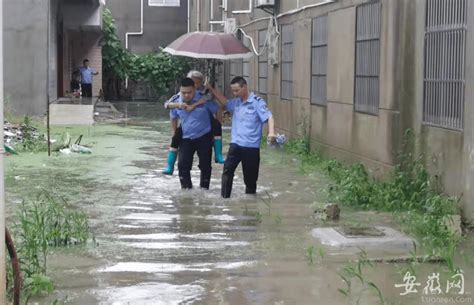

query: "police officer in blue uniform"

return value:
[207, 76, 276, 198]
[169, 78, 219, 189]
[162, 71, 225, 175]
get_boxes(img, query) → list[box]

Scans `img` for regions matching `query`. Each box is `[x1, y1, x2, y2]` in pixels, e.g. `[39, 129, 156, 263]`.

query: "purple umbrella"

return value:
[163, 31, 253, 60]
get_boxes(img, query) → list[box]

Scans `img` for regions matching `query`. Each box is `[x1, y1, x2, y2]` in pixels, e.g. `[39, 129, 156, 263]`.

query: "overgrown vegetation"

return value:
[102, 8, 195, 99]
[284, 129, 462, 267]
[7, 190, 90, 303]
[14, 116, 48, 153]
[337, 250, 385, 304]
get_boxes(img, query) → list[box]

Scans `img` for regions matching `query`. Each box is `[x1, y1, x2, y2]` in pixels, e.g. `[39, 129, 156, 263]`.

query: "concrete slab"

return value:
[49, 104, 94, 125]
[312, 226, 416, 251]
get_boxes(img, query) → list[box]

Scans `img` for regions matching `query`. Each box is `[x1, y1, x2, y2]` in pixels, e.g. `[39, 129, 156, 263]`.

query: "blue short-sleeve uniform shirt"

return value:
[170, 92, 218, 139]
[226, 93, 272, 148]
[79, 67, 96, 84]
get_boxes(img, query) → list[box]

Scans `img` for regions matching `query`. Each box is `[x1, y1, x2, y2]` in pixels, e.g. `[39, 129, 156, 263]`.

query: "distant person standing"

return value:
[79, 59, 98, 97]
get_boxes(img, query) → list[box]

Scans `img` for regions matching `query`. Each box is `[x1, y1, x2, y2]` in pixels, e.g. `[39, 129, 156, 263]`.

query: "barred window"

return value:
[423, 0, 467, 130]
[354, 2, 381, 115]
[311, 15, 328, 106]
[281, 24, 293, 100]
[258, 30, 268, 95]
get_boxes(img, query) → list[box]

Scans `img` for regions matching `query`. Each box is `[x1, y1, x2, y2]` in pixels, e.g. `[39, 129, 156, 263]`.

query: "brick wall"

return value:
[65, 30, 102, 97]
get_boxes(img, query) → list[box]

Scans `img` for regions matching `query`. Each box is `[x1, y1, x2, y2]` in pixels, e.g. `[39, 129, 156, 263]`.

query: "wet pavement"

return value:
[5, 102, 474, 305]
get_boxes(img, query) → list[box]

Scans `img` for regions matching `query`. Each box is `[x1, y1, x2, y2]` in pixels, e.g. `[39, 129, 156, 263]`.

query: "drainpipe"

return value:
[210, 0, 213, 32]
[187, 0, 190, 32]
[197, 0, 200, 31]
[0, 0, 6, 302]
[125, 0, 144, 88]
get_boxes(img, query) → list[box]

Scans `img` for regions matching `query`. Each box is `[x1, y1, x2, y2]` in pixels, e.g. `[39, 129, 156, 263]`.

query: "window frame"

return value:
[280, 24, 294, 101]
[148, 0, 180, 7]
[310, 15, 328, 106]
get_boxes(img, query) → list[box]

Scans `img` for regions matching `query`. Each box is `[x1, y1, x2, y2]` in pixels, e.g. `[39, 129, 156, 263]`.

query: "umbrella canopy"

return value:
[163, 31, 253, 60]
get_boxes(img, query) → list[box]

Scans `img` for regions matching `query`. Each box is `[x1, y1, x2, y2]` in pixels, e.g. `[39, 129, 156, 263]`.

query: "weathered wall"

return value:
[191, 0, 474, 222]
[3, 0, 49, 115]
[462, 0, 474, 222]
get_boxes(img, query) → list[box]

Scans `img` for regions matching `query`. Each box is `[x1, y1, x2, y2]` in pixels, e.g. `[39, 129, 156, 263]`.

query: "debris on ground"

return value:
[4, 120, 42, 147]
[4, 119, 50, 153]
[59, 134, 92, 154]
[313, 203, 341, 221]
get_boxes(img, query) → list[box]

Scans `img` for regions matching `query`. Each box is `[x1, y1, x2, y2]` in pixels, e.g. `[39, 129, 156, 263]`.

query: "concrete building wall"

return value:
[106, 0, 188, 54]
[63, 1, 102, 30]
[463, 0, 474, 224]
[191, 0, 474, 222]
[3, 0, 50, 115]
[3, 0, 103, 115]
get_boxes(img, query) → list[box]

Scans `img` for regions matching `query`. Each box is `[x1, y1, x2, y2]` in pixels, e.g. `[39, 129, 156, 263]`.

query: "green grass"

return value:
[284, 130, 463, 270]
[7, 190, 90, 302]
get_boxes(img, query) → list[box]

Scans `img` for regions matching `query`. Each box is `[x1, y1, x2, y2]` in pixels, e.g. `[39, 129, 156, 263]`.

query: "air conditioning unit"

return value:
[256, 0, 275, 8]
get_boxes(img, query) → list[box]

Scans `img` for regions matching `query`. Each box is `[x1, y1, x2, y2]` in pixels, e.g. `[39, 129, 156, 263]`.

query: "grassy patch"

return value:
[7, 190, 90, 302]
[284, 130, 462, 269]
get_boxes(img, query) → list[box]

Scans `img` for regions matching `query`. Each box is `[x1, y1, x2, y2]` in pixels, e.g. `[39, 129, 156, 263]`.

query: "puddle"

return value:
[4, 105, 473, 305]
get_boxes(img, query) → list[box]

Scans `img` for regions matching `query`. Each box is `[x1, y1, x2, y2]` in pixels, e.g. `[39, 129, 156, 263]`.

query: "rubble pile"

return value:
[4, 121, 43, 147]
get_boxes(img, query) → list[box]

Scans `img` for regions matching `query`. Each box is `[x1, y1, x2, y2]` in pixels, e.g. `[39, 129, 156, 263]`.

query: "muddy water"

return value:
[5, 103, 474, 305]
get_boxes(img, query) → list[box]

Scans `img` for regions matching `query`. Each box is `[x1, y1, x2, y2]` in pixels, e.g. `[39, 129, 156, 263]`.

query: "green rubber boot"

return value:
[214, 139, 225, 164]
[162, 150, 178, 175]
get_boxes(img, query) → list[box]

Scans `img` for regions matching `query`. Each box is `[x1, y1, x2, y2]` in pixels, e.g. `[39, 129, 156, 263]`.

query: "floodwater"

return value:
[5, 102, 474, 305]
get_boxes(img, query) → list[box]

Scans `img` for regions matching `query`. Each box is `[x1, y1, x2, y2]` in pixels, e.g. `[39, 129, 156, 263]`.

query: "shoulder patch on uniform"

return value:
[170, 94, 180, 102]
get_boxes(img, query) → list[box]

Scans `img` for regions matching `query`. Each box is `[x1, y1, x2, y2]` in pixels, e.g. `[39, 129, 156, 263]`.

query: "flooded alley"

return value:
[4, 103, 474, 305]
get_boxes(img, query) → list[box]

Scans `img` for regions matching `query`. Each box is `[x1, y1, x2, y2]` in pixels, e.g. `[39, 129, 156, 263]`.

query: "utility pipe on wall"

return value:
[125, 0, 144, 88]
[187, 0, 191, 32]
[0, 0, 6, 302]
[197, 0, 200, 31]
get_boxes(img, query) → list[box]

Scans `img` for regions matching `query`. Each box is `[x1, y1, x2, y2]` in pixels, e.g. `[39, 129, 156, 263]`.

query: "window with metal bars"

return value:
[423, 0, 467, 130]
[258, 30, 268, 95]
[311, 15, 328, 106]
[281, 24, 293, 100]
[354, 2, 381, 115]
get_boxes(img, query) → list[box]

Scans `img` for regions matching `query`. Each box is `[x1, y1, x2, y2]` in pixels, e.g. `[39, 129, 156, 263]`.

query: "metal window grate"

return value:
[423, 0, 467, 130]
[355, 2, 381, 115]
[281, 24, 293, 100]
[311, 15, 328, 106]
[258, 30, 268, 95]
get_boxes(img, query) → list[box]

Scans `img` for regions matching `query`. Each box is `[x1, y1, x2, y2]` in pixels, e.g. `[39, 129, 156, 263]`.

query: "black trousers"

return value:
[170, 116, 222, 149]
[82, 83, 92, 97]
[178, 132, 213, 189]
[221, 144, 260, 198]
